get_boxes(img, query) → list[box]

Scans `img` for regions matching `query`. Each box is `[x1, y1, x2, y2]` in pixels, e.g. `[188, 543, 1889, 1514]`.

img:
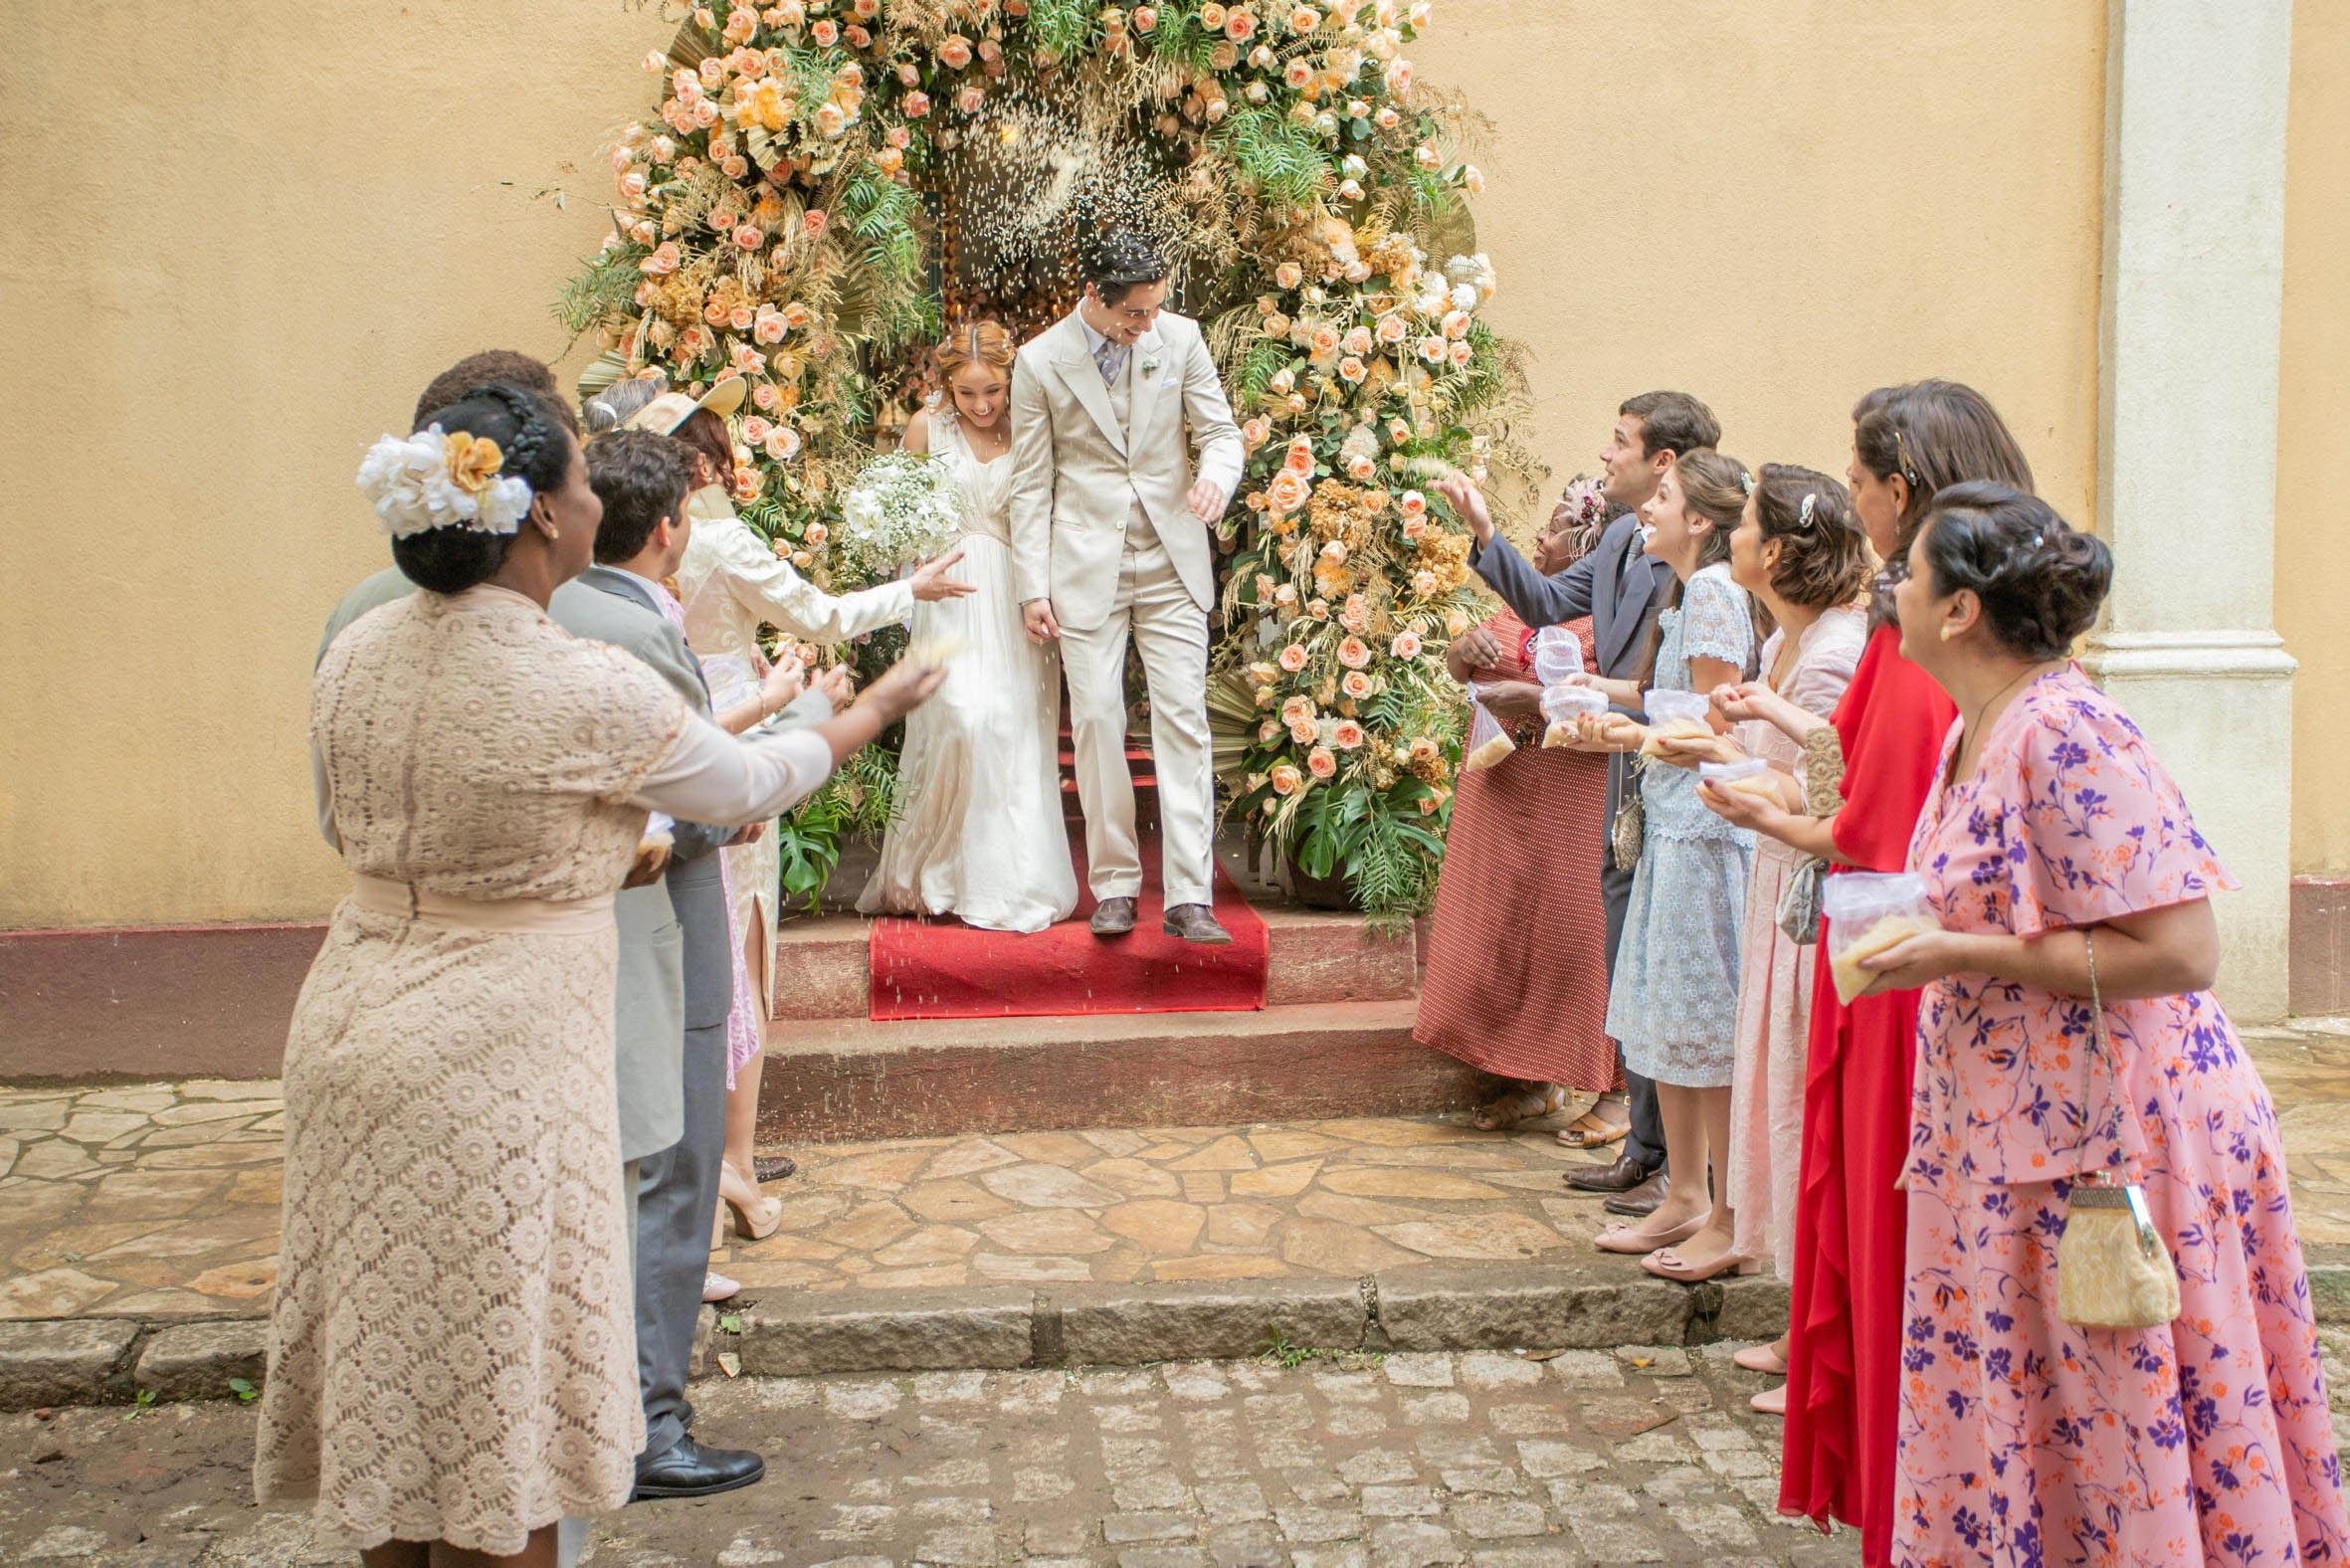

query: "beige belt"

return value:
[349, 875, 615, 934]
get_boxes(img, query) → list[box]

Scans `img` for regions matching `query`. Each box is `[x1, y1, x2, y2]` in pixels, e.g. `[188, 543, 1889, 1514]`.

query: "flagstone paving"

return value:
[5, 1021, 2348, 1322]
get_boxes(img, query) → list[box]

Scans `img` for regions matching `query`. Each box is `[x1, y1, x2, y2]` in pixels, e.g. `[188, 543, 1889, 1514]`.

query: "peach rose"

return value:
[804, 207, 829, 237]
[1336, 636, 1371, 670]
[1290, 5, 1322, 29]
[855, 0, 879, 16]
[1267, 469, 1312, 513]
[694, 98, 722, 126]
[1274, 261, 1304, 291]
[1341, 670, 1374, 700]
[815, 100, 847, 135]
[1340, 594, 1368, 629]
[939, 34, 974, 68]
[1413, 569, 1439, 597]
[1288, 716, 1318, 744]
[1376, 104, 1401, 129]
[1321, 540, 1348, 564]
[875, 146, 905, 176]
[1375, 313, 1409, 344]
[1391, 630, 1423, 659]
[1402, 513, 1429, 540]
[1273, 583, 1298, 606]
[1442, 309, 1470, 341]
[1284, 59, 1313, 90]
[1306, 597, 1330, 620]
[1242, 417, 1272, 452]
[1132, 5, 1158, 30]
[752, 381, 781, 411]
[957, 85, 986, 114]
[1341, 324, 1373, 356]
[642, 241, 683, 275]
[728, 304, 757, 333]
[1199, 3, 1228, 28]
[897, 61, 921, 85]
[1344, 452, 1375, 482]
[740, 416, 772, 446]
[1450, 339, 1473, 367]
[1306, 746, 1337, 779]
[1226, 9, 1257, 40]
[1333, 719, 1365, 750]
[1277, 643, 1309, 673]
[1284, 436, 1315, 476]
[903, 91, 931, 116]
[1337, 356, 1367, 386]
[1271, 762, 1303, 796]
[1387, 58, 1413, 93]
[811, 18, 839, 44]
[723, 5, 758, 41]
[1264, 311, 1292, 337]
[1281, 693, 1315, 721]
[781, 301, 812, 328]
[728, 223, 760, 250]
[1259, 719, 1281, 742]
[1400, 490, 1427, 518]
[619, 169, 648, 202]
[804, 520, 829, 545]
[730, 342, 767, 374]
[1416, 335, 1447, 363]
[1306, 322, 1342, 360]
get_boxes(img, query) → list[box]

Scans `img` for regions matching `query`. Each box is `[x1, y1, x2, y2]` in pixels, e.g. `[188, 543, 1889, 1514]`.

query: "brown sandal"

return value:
[1470, 1083, 1568, 1131]
[1556, 1092, 1631, 1148]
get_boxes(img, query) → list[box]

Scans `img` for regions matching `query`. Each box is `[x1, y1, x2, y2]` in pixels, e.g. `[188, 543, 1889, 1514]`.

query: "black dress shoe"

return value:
[1163, 902, 1233, 945]
[1089, 896, 1138, 937]
[1604, 1169, 1669, 1219]
[632, 1435, 767, 1501]
[1563, 1151, 1657, 1195]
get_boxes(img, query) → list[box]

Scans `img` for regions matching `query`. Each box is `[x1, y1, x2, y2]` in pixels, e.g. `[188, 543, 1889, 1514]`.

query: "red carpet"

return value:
[868, 847, 1270, 1021]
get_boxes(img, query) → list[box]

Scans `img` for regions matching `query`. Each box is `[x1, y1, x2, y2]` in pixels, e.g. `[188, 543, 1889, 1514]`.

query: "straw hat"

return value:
[626, 376, 747, 435]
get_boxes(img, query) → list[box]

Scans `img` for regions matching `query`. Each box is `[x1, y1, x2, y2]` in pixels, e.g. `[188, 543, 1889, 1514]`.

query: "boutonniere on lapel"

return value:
[1140, 349, 1164, 378]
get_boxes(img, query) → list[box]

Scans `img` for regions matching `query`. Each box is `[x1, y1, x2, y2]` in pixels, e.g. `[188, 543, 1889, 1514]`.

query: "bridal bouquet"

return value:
[831, 452, 962, 582]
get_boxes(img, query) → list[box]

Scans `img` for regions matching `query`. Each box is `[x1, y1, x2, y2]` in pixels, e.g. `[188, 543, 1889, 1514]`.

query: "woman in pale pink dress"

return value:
[1665, 468, 1869, 1412]
[1859, 483, 2348, 1565]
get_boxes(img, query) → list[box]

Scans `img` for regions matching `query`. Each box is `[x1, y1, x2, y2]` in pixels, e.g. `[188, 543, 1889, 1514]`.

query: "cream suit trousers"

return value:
[1061, 515, 1216, 909]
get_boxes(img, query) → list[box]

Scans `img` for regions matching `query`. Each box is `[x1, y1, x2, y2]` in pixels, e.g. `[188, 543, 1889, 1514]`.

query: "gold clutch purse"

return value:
[2055, 931, 2182, 1330]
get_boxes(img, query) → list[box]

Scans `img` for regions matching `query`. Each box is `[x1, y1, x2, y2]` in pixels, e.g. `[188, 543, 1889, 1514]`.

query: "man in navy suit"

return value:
[1439, 392, 1722, 1218]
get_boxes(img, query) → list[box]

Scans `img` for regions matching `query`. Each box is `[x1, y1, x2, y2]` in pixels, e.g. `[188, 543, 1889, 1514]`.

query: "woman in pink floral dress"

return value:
[1859, 483, 2348, 1565]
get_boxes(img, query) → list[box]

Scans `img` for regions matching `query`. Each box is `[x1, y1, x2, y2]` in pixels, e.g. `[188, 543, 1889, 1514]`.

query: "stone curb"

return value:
[15, 1262, 2348, 1409]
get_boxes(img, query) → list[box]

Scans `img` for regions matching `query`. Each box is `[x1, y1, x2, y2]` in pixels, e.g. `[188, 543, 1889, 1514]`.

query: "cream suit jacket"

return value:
[1008, 309, 1244, 632]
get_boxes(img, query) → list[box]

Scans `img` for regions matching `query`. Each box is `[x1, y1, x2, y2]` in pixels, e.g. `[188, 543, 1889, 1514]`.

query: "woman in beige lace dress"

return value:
[259, 386, 940, 1565]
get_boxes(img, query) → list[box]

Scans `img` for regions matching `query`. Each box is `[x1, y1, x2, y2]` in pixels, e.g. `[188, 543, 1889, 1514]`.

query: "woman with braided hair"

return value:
[861, 320, 1078, 930]
[258, 384, 943, 1565]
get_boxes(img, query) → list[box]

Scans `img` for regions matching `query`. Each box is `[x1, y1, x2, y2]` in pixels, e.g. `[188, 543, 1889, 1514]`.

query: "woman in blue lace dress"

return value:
[1565, 450, 1757, 1263]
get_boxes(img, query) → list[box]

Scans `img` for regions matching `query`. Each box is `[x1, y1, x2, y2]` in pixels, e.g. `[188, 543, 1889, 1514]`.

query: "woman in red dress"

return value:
[1416, 486, 1622, 1134]
[1708, 382, 2035, 1565]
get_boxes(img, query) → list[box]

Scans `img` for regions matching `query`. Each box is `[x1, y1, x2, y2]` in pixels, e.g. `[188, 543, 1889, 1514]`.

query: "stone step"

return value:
[758, 998, 1475, 1144]
[770, 906, 1420, 1022]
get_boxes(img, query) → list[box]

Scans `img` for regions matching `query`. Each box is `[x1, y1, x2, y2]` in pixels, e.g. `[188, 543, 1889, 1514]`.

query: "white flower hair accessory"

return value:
[355, 424, 535, 539]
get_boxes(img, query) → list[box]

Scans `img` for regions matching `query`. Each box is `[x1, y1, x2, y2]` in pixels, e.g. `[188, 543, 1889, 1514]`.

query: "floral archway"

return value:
[560, 0, 1538, 916]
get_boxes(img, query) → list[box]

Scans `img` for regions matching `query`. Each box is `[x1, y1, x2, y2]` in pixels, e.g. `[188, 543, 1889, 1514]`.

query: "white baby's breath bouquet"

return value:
[832, 452, 962, 583]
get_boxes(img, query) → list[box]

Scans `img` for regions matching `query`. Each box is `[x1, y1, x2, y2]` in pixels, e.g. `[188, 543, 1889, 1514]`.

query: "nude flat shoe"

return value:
[1641, 1247, 1759, 1283]
[1750, 1383, 1788, 1415]
[1593, 1213, 1702, 1255]
[1733, 1342, 1790, 1375]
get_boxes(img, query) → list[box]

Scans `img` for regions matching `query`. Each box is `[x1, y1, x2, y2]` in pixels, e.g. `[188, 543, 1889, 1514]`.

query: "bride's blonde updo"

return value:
[934, 320, 1014, 384]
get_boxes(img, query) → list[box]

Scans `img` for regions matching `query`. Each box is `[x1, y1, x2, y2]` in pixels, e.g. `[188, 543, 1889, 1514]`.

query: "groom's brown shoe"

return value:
[1089, 897, 1138, 937]
[1163, 903, 1234, 945]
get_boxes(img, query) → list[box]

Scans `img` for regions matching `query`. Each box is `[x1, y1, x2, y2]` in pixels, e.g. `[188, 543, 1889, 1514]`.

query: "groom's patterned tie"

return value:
[1092, 335, 1129, 385]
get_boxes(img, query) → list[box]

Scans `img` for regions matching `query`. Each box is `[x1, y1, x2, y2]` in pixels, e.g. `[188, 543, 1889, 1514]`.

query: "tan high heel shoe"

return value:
[718, 1159, 783, 1241]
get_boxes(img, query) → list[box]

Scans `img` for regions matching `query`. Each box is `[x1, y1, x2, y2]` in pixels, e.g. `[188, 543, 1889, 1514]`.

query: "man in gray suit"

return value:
[1438, 392, 1722, 1219]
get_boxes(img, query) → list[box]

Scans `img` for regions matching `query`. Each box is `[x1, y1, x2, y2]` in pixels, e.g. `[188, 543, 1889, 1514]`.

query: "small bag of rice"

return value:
[1539, 685, 1609, 748]
[1639, 688, 1713, 757]
[1822, 871, 1942, 1003]
[1463, 682, 1517, 771]
[1698, 756, 1781, 802]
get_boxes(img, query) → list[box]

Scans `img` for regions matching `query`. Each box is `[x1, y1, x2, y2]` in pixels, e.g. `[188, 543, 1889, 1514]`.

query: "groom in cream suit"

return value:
[1010, 232, 1243, 944]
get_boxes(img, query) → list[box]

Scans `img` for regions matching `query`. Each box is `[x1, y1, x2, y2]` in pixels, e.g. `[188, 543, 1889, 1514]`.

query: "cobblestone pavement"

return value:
[7, 1021, 2348, 1322]
[0, 1344, 1870, 1567]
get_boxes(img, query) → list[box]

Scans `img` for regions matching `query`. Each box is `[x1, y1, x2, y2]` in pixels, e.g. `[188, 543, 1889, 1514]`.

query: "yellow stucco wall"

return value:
[1, 1, 2109, 928]
[2278, 0, 2350, 878]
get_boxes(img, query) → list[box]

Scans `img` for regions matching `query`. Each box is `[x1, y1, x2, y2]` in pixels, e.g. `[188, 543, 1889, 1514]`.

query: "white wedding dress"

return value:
[858, 399, 1077, 932]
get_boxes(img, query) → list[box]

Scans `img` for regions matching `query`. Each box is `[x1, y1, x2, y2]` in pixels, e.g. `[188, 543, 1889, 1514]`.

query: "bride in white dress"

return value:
[860, 322, 1078, 932]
